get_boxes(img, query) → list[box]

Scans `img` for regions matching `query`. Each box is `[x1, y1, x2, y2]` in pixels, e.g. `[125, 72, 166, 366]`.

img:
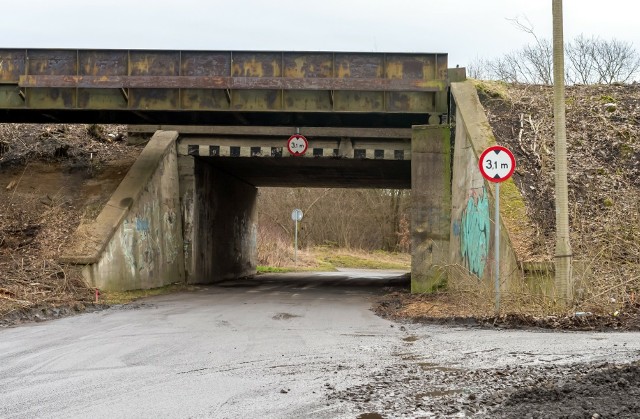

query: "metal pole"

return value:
[294, 219, 298, 265]
[495, 183, 500, 312]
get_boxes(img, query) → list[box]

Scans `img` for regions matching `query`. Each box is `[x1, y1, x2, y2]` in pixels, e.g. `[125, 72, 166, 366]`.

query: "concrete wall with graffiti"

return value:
[450, 82, 521, 286]
[63, 131, 185, 291]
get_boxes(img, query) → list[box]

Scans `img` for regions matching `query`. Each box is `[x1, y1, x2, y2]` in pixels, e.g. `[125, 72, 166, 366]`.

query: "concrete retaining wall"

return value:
[61, 131, 184, 291]
[450, 81, 522, 287]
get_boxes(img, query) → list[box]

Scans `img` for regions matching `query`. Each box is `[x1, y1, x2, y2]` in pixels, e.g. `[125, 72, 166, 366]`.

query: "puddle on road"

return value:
[402, 335, 420, 342]
[357, 413, 384, 419]
[272, 312, 302, 320]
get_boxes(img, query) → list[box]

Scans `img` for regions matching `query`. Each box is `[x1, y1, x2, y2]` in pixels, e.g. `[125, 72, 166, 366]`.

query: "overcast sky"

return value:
[2, 0, 639, 68]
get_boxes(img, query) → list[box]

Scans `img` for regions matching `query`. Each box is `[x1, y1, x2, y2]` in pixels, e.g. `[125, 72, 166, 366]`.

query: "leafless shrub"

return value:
[257, 187, 410, 253]
[257, 223, 291, 267]
[472, 21, 640, 85]
[590, 37, 640, 84]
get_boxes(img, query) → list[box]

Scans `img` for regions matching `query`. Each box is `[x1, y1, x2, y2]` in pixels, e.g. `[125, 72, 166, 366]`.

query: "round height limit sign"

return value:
[287, 134, 308, 156]
[478, 145, 516, 182]
[478, 145, 516, 313]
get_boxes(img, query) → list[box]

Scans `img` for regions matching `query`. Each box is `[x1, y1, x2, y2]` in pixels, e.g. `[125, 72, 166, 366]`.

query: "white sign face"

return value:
[478, 145, 516, 183]
[291, 208, 303, 222]
[287, 134, 308, 156]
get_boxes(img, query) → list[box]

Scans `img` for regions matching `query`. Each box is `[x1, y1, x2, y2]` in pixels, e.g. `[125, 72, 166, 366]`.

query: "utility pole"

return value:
[552, 0, 573, 305]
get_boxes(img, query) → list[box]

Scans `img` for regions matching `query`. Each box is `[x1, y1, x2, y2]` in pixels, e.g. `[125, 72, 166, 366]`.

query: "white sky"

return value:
[1, 0, 639, 68]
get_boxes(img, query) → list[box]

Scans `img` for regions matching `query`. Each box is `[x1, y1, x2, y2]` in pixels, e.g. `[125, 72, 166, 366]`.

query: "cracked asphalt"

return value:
[1, 270, 639, 418]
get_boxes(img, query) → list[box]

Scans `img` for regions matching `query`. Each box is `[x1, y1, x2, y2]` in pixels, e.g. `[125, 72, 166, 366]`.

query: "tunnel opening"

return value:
[185, 155, 412, 288]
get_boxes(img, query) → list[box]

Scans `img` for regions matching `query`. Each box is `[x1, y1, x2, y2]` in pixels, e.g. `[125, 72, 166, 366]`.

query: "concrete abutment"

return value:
[189, 159, 257, 284]
[411, 125, 452, 292]
[60, 131, 185, 291]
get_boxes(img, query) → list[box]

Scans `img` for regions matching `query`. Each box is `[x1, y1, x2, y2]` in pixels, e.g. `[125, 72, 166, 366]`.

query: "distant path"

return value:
[1, 270, 638, 418]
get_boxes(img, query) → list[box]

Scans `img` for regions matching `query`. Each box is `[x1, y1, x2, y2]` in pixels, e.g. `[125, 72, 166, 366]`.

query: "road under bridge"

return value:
[0, 49, 520, 293]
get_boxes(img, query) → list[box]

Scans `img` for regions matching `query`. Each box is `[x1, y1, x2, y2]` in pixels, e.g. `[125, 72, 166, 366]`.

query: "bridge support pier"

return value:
[183, 159, 257, 284]
[411, 125, 451, 292]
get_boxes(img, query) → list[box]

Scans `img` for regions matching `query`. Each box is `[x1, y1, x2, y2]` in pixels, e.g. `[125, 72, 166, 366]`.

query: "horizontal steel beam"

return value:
[128, 125, 413, 138]
[18, 75, 446, 92]
[0, 49, 450, 118]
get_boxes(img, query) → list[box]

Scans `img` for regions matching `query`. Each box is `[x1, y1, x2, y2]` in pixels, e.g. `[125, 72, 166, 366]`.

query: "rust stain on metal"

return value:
[284, 53, 332, 78]
[18, 75, 445, 91]
[79, 50, 128, 76]
[0, 49, 450, 113]
[0, 51, 26, 82]
[181, 52, 230, 76]
[231, 52, 281, 78]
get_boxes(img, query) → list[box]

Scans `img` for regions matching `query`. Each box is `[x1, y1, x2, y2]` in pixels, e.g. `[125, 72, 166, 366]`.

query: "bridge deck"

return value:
[0, 49, 449, 125]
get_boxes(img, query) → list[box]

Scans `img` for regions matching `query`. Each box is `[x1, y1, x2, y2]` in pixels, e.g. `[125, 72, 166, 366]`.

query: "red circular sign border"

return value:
[287, 134, 308, 156]
[478, 145, 516, 183]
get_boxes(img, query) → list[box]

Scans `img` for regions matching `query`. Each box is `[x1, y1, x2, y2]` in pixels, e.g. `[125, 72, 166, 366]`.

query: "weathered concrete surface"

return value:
[450, 81, 522, 287]
[1, 271, 638, 419]
[61, 131, 184, 291]
[191, 159, 257, 283]
[411, 125, 451, 292]
[178, 155, 196, 282]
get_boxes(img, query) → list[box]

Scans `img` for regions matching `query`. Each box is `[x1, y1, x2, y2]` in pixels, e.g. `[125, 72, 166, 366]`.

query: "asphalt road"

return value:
[1, 270, 639, 418]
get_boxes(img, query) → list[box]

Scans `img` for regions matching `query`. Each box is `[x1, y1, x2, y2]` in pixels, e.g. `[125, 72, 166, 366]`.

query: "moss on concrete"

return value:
[499, 178, 530, 232]
[411, 271, 447, 293]
[101, 283, 192, 305]
[471, 79, 511, 102]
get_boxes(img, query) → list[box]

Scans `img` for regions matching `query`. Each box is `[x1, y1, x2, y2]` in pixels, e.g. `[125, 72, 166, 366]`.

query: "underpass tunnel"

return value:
[182, 151, 411, 285]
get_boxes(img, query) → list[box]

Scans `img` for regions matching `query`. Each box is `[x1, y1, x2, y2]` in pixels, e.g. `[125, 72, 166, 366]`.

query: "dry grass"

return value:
[0, 196, 92, 318]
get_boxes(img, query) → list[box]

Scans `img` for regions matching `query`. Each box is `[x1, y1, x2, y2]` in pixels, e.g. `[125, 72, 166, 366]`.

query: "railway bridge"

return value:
[0, 49, 521, 292]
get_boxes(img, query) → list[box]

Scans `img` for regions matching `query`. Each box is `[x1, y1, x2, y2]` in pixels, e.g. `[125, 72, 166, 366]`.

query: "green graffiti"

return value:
[460, 188, 490, 278]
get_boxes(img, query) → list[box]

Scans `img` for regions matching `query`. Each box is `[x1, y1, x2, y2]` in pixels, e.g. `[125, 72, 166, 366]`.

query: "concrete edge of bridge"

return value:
[60, 130, 185, 291]
[449, 80, 527, 292]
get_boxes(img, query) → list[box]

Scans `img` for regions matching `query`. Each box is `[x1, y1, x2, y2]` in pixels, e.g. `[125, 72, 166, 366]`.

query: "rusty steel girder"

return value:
[0, 49, 449, 115]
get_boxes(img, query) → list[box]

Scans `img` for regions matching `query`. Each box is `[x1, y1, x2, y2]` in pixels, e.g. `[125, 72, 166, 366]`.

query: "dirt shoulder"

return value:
[373, 288, 640, 332]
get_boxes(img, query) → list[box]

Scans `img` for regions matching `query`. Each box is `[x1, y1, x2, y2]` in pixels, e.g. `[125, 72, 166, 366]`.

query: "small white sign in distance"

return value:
[478, 145, 516, 183]
[291, 209, 303, 222]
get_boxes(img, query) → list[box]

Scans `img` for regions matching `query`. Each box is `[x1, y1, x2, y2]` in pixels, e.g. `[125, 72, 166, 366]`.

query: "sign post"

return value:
[478, 145, 516, 312]
[291, 208, 303, 264]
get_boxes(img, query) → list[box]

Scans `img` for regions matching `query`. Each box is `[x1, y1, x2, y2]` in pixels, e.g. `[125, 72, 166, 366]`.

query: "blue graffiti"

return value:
[452, 221, 461, 236]
[136, 218, 149, 232]
[460, 188, 490, 278]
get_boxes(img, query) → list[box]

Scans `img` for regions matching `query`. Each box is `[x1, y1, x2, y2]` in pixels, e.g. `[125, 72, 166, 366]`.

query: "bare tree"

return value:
[467, 57, 490, 80]
[591, 37, 640, 83]
[566, 34, 597, 84]
[479, 18, 553, 84]
[486, 53, 526, 83]
[522, 39, 554, 84]
[472, 17, 640, 85]
[257, 187, 410, 253]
